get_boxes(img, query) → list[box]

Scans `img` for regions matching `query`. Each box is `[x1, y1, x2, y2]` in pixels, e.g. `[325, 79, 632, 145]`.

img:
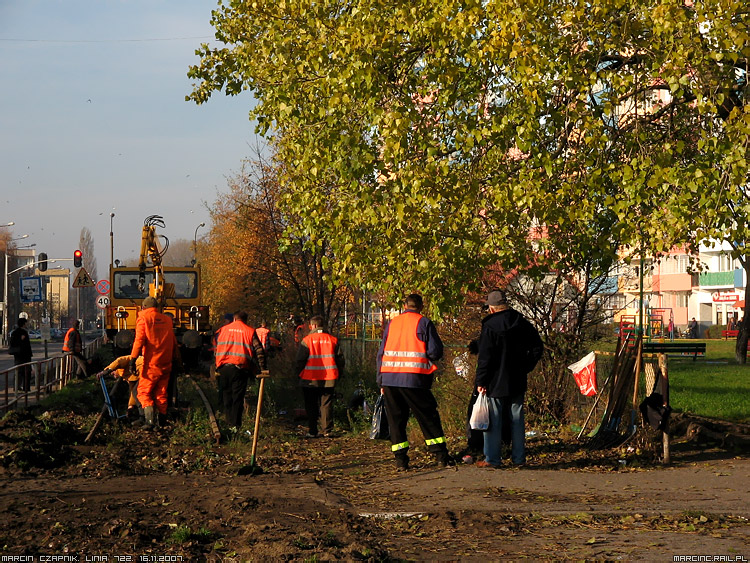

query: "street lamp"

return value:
[193, 222, 206, 265]
[110, 212, 115, 270]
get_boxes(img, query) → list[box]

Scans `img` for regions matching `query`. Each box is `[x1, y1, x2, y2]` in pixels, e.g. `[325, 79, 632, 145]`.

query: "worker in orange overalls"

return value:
[98, 355, 144, 419]
[130, 296, 180, 429]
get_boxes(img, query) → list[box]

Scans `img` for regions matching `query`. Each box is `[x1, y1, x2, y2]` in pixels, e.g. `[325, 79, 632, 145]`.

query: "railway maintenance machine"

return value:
[105, 215, 211, 363]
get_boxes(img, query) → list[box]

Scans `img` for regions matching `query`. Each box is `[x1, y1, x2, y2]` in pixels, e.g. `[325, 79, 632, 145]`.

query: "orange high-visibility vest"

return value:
[380, 312, 436, 375]
[256, 326, 270, 349]
[62, 327, 81, 353]
[215, 320, 257, 369]
[300, 331, 339, 382]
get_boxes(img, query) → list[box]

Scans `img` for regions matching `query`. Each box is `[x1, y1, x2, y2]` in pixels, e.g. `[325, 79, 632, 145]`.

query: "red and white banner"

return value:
[712, 292, 739, 303]
[567, 352, 598, 396]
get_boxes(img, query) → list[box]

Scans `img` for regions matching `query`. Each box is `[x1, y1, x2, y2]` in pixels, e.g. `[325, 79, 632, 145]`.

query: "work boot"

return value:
[143, 406, 156, 430]
[158, 413, 169, 427]
[394, 454, 409, 472]
[436, 450, 455, 468]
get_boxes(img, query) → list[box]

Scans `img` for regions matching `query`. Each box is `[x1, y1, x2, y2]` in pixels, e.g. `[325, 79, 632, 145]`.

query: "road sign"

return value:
[73, 267, 95, 288]
[20, 276, 43, 303]
[96, 295, 110, 310]
[96, 279, 110, 295]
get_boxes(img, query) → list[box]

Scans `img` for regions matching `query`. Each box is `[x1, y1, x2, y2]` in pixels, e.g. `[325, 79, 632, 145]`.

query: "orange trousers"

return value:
[137, 367, 170, 414]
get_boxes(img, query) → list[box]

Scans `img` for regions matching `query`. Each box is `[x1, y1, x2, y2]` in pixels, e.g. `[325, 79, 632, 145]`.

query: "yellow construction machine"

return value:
[105, 215, 210, 355]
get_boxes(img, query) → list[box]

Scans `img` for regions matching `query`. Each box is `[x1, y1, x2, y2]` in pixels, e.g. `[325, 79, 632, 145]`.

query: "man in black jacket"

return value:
[474, 290, 543, 468]
[9, 317, 33, 391]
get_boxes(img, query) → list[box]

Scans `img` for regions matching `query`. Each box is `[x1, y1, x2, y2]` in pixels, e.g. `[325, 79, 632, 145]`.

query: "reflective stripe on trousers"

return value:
[391, 441, 409, 452]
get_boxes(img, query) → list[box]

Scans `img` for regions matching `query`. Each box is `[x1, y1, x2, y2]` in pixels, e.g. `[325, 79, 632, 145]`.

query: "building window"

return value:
[678, 255, 689, 274]
[677, 293, 689, 308]
[718, 253, 735, 272]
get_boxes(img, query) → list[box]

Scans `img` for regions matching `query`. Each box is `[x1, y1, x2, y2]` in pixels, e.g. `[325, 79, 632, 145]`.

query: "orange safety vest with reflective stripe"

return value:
[256, 327, 270, 349]
[300, 331, 339, 382]
[380, 312, 437, 375]
[62, 327, 81, 353]
[215, 320, 257, 369]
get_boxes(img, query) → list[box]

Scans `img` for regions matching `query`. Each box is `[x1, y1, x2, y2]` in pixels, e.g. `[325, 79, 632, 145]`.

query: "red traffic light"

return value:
[74, 249, 83, 268]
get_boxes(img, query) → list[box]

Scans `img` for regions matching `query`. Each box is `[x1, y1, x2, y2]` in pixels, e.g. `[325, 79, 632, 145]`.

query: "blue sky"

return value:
[0, 0, 258, 276]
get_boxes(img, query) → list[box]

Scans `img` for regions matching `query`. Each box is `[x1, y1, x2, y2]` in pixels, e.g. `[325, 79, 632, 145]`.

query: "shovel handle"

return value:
[250, 376, 266, 463]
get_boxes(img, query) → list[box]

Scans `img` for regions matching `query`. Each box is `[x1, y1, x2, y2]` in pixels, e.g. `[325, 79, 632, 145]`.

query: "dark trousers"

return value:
[14, 358, 32, 391]
[383, 386, 447, 457]
[302, 387, 335, 435]
[219, 364, 251, 429]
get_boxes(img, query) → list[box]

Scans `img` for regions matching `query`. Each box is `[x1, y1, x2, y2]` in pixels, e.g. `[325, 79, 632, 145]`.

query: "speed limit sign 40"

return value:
[96, 295, 110, 310]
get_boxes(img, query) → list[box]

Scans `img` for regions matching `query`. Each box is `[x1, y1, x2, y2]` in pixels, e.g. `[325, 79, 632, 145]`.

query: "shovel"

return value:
[239, 370, 270, 476]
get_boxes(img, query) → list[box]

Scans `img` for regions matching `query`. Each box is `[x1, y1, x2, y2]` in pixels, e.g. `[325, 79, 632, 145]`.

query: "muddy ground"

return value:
[1, 380, 749, 562]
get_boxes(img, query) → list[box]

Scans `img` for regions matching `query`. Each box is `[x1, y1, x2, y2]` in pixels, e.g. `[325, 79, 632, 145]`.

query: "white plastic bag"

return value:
[469, 392, 490, 431]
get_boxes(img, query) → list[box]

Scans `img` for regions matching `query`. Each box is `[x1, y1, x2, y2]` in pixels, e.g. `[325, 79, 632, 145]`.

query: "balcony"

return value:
[698, 271, 735, 288]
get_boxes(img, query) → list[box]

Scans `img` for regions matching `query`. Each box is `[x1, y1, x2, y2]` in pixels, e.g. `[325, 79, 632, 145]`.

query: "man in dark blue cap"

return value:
[474, 289, 543, 468]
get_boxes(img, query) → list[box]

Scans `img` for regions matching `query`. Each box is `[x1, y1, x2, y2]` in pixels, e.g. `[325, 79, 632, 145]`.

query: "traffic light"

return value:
[74, 249, 83, 268]
[38, 252, 48, 272]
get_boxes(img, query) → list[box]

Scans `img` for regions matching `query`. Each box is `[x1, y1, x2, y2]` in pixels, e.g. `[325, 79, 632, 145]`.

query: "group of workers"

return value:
[291, 289, 543, 470]
[87, 287, 544, 471]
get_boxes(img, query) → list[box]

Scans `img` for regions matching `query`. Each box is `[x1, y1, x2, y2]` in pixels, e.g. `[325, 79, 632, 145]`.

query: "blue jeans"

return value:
[483, 394, 525, 466]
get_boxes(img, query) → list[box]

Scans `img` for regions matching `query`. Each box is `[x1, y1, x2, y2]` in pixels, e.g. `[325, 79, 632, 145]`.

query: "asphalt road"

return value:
[1, 339, 61, 366]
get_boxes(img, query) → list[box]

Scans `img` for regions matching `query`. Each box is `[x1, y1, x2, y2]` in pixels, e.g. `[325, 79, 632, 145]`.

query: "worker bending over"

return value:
[98, 355, 144, 420]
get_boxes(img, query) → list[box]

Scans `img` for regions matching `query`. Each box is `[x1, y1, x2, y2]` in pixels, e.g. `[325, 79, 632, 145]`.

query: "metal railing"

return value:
[1, 337, 105, 414]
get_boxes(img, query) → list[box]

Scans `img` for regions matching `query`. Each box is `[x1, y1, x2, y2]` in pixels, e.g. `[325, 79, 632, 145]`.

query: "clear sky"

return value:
[0, 0, 258, 278]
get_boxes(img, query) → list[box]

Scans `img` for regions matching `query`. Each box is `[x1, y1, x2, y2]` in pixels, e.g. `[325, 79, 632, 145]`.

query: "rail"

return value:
[1, 337, 106, 413]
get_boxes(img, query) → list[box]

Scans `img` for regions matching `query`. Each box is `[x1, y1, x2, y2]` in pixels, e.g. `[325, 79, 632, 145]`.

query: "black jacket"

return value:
[10, 326, 33, 362]
[474, 308, 543, 398]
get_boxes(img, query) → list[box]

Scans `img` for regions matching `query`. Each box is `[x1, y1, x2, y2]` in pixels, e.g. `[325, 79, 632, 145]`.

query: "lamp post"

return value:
[3, 237, 32, 345]
[110, 212, 115, 270]
[193, 222, 206, 265]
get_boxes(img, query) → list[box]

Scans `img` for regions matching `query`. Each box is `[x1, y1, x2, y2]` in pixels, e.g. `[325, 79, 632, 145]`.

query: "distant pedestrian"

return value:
[9, 317, 33, 391]
[376, 293, 451, 470]
[63, 320, 88, 379]
[667, 319, 675, 341]
[688, 317, 698, 339]
[474, 289, 543, 469]
[296, 315, 344, 438]
[130, 297, 180, 429]
[214, 311, 266, 433]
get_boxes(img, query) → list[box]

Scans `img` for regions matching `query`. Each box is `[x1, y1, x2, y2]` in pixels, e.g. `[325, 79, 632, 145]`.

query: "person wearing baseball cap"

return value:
[474, 288, 543, 468]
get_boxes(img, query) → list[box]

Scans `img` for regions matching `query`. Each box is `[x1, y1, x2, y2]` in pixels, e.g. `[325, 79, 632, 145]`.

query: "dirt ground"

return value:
[1, 388, 749, 561]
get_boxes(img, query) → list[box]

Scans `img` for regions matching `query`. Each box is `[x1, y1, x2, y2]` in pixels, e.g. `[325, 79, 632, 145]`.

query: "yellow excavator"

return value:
[106, 215, 210, 357]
